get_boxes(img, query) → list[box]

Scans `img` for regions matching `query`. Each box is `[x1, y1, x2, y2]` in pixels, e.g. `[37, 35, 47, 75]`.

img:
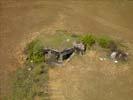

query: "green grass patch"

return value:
[38, 30, 80, 49]
[97, 36, 114, 49]
[80, 34, 96, 48]
[25, 39, 44, 64]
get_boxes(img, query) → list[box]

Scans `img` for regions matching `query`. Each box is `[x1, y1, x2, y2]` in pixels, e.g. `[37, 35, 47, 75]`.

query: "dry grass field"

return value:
[0, 0, 133, 100]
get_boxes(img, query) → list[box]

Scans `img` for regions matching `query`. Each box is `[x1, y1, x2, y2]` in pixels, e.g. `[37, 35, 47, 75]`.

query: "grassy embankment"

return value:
[11, 30, 79, 100]
[11, 30, 127, 100]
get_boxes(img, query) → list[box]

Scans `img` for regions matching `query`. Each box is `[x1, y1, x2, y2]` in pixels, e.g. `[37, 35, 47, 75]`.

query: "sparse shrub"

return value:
[81, 34, 96, 47]
[12, 64, 49, 100]
[12, 68, 36, 100]
[98, 36, 113, 49]
[32, 64, 45, 76]
[26, 39, 44, 63]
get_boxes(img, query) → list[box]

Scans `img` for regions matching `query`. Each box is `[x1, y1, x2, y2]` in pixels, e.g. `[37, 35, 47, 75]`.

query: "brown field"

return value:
[0, 0, 133, 100]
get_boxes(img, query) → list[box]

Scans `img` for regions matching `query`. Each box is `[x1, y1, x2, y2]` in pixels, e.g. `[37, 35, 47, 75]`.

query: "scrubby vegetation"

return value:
[25, 40, 44, 63]
[80, 34, 96, 48]
[12, 63, 49, 100]
[80, 34, 117, 50]
[97, 36, 114, 49]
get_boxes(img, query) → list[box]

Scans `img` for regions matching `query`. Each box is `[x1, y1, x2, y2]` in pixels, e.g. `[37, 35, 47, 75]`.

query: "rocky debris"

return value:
[60, 47, 75, 62]
[43, 47, 75, 63]
[110, 50, 128, 62]
[43, 41, 87, 64]
[43, 43, 129, 64]
[43, 48, 60, 62]
[99, 57, 106, 61]
[73, 41, 86, 55]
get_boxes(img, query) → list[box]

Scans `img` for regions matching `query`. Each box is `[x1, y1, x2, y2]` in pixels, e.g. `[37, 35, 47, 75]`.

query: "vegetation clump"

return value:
[80, 34, 96, 48]
[97, 36, 113, 49]
[25, 40, 44, 63]
[12, 63, 49, 100]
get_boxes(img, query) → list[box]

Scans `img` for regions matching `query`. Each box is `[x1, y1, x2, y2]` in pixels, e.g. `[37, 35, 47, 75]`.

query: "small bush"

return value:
[81, 34, 96, 47]
[26, 40, 44, 63]
[97, 36, 113, 48]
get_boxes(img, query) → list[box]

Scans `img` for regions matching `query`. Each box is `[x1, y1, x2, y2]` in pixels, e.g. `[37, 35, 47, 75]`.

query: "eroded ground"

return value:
[0, 0, 133, 99]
